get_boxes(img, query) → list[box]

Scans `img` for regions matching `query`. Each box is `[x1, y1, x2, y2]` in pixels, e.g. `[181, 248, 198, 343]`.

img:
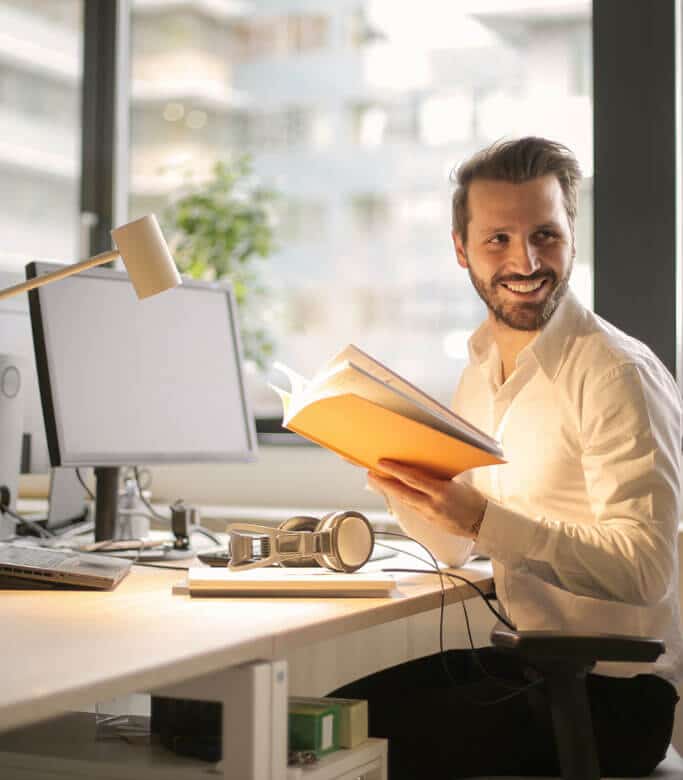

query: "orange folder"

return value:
[286, 393, 504, 479]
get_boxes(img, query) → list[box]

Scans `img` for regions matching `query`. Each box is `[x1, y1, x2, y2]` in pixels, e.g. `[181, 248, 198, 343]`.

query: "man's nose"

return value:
[510, 239, 542, 274]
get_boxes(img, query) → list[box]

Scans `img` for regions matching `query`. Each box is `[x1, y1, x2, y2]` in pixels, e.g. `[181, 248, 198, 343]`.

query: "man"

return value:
[333, 137, 682, 778]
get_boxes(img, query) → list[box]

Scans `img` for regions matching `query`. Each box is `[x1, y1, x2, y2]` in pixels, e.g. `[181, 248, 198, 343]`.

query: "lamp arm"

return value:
[0, 248, 120, 301]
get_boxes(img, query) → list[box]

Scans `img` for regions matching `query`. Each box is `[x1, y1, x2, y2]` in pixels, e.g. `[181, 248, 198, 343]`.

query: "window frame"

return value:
[80, 0, 129, 256]
[592, 0, 679, 381]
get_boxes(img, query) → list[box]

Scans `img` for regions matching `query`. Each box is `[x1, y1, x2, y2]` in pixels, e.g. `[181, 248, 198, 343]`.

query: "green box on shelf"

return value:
[289, 697, 368, 749]
[288, 700, 340, 758]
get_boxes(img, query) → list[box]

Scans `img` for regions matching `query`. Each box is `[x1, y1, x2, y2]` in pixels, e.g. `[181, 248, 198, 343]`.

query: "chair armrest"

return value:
[491, 623, 665, 664]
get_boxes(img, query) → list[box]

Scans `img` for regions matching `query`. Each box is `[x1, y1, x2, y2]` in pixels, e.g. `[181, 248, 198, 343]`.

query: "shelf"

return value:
[285, 738, 386, 780]
[0, 712, 387, 780]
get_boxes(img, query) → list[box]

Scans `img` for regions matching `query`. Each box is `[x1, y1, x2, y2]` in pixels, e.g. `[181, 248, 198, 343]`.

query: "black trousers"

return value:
[330, 646, 679, 778]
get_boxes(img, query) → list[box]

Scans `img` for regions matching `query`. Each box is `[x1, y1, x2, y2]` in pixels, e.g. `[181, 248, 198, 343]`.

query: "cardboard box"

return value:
[289, 697, 368, 749]
[288, 700, 340, 758]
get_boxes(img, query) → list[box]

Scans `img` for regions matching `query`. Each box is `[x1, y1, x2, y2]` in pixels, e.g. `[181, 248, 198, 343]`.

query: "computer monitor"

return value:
[27, 263, 257, 540]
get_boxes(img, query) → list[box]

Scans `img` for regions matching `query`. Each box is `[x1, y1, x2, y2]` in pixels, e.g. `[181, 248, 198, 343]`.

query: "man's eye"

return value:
[488, 234, 508, 245]
[534, 230, 558, 242]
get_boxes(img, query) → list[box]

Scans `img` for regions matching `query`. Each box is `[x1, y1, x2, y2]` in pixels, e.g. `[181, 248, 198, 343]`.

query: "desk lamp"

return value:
[0, 214, 181, 302]
[0, 214, 181, 537]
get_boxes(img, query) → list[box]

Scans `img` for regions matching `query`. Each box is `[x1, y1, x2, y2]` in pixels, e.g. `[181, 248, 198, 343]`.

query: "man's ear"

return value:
[452, 231, 468, 269]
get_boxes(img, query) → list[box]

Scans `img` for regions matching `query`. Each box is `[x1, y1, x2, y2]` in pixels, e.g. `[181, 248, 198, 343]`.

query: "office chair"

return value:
[476, 624, 683, 780]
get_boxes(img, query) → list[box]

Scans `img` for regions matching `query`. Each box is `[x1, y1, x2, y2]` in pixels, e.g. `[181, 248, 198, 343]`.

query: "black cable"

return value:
[75, 468, 95, 501]
[374, 540, 433, 568]
[375, 531, 453, 682]
[130, 468, 222, 549]
[378, 532, 484, 697]
[382, 564, 543, 702]
[0, 505, 53, 539]
[192, 525, 222, 546]
[452, 574, 528, 694]
[444, 570, 514, 629]
[375, 530, 543, 705]
[376, 530, 514, 629]
[133, 467, 167, 522]
[374, 539, 454, 686]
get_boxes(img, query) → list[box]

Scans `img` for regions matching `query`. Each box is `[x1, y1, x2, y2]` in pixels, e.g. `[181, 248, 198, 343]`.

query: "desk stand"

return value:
[0, 659, 388, 780]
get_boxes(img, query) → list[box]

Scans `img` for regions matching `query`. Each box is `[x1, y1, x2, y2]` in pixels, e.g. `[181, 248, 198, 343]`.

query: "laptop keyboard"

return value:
[0, 545, 76, 568]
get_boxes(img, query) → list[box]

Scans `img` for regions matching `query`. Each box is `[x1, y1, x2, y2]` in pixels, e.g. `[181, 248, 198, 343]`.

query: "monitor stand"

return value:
[92, 466, 195, 560]
[94, 466, 120, 542]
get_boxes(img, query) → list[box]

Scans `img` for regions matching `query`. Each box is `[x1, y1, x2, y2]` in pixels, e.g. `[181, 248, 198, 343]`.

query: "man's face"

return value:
[453, 175, 574, 332]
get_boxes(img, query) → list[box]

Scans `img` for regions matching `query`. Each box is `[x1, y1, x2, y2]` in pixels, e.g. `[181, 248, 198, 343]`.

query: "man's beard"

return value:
[467, 260, 572, 332]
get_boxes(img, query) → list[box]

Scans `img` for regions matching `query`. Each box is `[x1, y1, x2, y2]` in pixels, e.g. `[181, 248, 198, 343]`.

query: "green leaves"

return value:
[162, 156, 278, 369]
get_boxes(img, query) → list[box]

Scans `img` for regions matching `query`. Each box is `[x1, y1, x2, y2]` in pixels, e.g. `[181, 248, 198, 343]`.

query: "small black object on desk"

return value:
[197, 548, 232, 566]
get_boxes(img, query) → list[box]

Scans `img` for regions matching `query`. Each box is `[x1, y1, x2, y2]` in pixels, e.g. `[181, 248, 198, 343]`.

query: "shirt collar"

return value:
[467, 288, 584, 383]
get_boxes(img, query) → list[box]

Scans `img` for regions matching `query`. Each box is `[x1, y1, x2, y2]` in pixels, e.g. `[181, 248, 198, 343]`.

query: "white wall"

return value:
[19, 443, 387, 514]
[144, 444, 386, 510]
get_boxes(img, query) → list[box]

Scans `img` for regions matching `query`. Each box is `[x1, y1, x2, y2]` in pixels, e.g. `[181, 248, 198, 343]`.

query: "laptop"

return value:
[0, 543, 131, 590]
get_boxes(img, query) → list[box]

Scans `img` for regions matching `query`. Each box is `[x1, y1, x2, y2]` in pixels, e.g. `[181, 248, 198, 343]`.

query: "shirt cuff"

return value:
[475, 499, 540, 566]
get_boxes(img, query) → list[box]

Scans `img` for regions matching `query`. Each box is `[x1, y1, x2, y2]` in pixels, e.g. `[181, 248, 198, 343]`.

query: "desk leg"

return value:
[152, 658, 288, 779]
[223, 659, 288, 780]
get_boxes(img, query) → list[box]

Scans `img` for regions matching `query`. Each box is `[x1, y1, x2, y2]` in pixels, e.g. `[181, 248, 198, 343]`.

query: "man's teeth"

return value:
[503, 279, 545, 293]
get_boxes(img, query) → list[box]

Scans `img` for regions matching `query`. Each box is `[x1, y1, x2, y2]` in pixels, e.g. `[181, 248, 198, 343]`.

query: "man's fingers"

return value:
[376, 459, 441, 493]
[368, 472, 429, 511]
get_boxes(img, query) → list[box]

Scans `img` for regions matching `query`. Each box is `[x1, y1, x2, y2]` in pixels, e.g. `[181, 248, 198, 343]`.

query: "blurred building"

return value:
[0, 0, 592, 412]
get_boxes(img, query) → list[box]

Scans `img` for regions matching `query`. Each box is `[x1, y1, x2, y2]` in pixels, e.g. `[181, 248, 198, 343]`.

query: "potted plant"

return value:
[162, 155, 277, 371]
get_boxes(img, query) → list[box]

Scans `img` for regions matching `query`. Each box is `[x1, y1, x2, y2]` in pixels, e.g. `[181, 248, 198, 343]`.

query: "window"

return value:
[128, 1, 593, 419]
[0, 1, 82, 263]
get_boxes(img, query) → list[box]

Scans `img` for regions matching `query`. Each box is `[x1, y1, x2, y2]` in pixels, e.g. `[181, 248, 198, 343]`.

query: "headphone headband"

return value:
[225, 511, 374, 573]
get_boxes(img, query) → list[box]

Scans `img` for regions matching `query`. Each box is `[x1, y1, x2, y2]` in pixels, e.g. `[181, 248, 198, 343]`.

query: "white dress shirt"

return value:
[388, 289, 683, 681]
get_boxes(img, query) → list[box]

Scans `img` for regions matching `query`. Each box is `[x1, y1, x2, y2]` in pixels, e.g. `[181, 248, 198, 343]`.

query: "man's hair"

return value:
[451, 137, 582, 244]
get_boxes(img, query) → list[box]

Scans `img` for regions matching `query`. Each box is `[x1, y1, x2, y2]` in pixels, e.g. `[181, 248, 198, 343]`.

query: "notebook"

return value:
[0, 543, 132, 590]
[180, 567, 396, 597]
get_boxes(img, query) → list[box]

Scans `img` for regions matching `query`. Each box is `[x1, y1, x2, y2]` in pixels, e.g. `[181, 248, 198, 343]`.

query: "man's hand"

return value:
[368, 459, 488, 540]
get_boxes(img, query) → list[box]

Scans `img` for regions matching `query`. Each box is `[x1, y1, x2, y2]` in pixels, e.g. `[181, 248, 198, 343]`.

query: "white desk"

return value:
[0, 547, 494, 779]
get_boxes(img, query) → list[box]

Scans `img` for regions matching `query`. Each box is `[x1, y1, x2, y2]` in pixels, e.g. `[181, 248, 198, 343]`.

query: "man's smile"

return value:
[498, 276, 551, 301]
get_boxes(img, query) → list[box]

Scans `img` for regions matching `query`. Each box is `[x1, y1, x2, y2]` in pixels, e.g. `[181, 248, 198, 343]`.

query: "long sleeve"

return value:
[366, 478, 474, 567]
[475, 362, 682, 606]
[385, 491, 475, 568]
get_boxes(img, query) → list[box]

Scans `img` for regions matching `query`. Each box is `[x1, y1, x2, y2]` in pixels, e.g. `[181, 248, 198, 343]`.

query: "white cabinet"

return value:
[0, 712, 387, 780]
[285, 739, 386, 780]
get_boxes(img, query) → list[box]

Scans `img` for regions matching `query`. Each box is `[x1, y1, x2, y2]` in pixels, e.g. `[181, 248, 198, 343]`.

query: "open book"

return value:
[270, 345, 504, 479]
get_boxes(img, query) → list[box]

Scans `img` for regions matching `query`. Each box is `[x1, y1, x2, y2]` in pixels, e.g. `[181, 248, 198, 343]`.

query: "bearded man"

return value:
[333, 137, 682, 778]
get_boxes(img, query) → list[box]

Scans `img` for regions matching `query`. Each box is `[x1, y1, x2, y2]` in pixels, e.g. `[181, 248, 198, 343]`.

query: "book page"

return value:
[272, 361, 309, 397]
[269, 346, 501, 457]
[269, 384, 292, 418]
[296, 361, 502, 457]
[270, 362, 311, 421]
[318, 345, 494, 447]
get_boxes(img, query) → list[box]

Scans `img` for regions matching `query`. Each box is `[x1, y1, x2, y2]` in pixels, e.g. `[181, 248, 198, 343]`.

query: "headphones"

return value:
[225, 510, 374, 573]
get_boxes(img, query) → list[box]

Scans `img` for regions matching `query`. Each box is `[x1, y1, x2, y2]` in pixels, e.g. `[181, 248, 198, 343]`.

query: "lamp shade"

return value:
[111, 214, 181, 299]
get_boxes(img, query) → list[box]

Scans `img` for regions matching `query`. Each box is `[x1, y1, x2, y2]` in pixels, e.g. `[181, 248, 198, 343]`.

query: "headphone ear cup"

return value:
[312, 511, 339, 569]
[314, 511, 374, 572]
[278, 516, 321, 567]
[316, 512, 336, 533]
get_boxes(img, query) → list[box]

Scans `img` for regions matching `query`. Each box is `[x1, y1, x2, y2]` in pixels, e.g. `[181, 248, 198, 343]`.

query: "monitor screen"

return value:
[28, 264, 257, 468]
